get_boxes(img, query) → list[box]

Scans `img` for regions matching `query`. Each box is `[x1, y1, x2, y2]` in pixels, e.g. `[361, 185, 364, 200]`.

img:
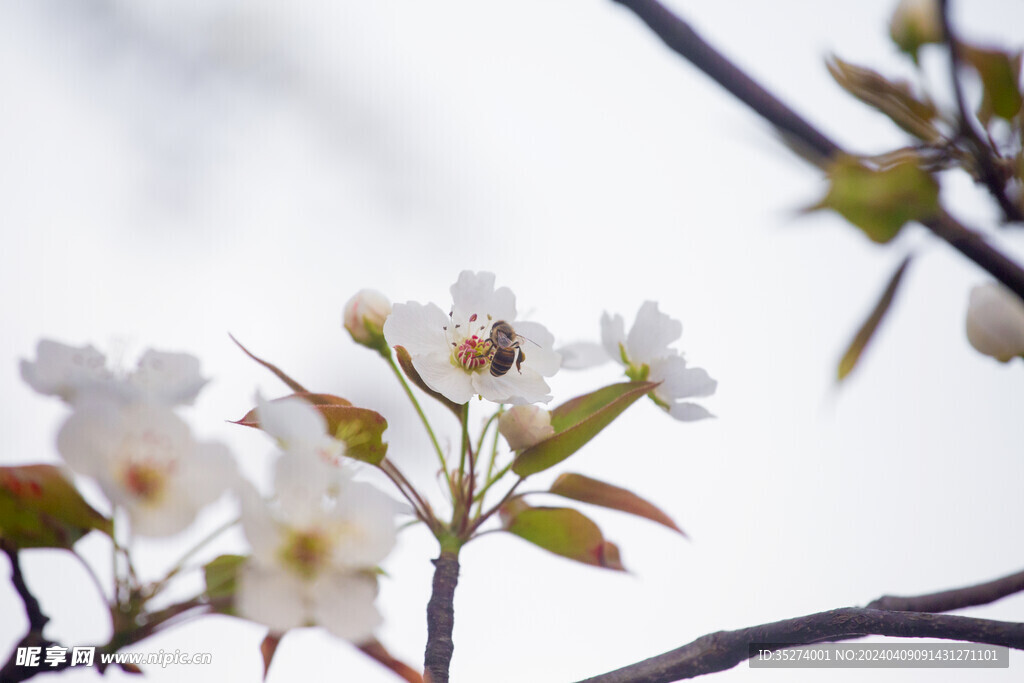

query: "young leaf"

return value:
[260, 631, 283, 680]
[232, 392, 353, 427]
[549, 473, 687, 537]
[394, 345, 462, 417]
[499, 500, 626, 571]
[838, 256, 913, 381]
[826, 56, 941, 142]
[809, 156, 940, 243]
[512, 381, 657, 477]
[203, 553, 246, 614]
[960, 45, 1023, 123]
[357, 639, 424, 683]
[229, 334, 309, 393]
[0, 464, 111, 549]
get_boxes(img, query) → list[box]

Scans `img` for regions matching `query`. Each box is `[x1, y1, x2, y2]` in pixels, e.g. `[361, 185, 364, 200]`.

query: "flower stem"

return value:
[386, 355, 453, 498]
[424, 548, 460, 683]
[149, 516, 240, 598]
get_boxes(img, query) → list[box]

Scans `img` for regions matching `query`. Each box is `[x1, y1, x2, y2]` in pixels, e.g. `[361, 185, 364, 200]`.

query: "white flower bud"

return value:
[966, 283, 1024, 362]
[343, 289, 391, 352]
[499, 405, 554, 451]
[890, 0, 943, 58]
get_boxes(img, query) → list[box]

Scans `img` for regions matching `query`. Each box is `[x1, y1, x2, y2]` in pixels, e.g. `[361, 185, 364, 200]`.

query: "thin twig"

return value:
[610, 0, 1024, 298]
[867, 567, 1024, 612]
[939, 0, 1023, 223]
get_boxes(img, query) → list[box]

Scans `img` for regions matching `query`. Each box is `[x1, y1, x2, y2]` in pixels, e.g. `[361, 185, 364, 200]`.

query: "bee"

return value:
[488, 320, 527, 377]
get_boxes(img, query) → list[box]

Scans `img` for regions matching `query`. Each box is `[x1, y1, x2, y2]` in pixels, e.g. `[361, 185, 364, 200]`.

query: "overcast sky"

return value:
[1, 1, 1023, 681]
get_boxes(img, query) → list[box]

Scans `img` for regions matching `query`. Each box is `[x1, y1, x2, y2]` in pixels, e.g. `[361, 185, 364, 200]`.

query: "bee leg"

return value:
[515, 347, 525, 373]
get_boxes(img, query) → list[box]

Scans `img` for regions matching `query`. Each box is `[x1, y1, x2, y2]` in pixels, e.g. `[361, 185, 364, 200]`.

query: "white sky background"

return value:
[1, 0, 1023, 681]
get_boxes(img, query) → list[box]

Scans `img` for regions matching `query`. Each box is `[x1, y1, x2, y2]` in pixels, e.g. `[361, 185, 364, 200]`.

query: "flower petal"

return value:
[383, 301, 450, 357]
[128, 349, 208, 405]
[557, 342, 611, 370]
[236, 563, 310, 632]
[510, 321, 561, 376]
[473, 368, 552, 405]
[20, 339, 113, 403]
[649, 356, 717, 400]
[667, 402, 715, 421]
[414, 351, 476, 404]
[449, 271, 516, 322]
[311, 572, 381, 642]
[257, 394, 329, 447]
[600, 312, 626, 364]
[625, 301, 683, 365]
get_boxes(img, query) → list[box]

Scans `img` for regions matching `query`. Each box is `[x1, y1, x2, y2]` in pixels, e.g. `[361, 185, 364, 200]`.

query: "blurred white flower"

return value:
[890, 0, 943, 57]
[56, 400, 235, 536]
[602, 301, 717, 421]
[499, 405, 555, 451]
[343, 289, 392, 352]
[383, 271, 560, 405]
[966, 283, 1024, 362]
[556, 341, 611, 370]
[235, 466, 398, 641]
[21, 339, 208, 406]
[255, 394, 350, 503]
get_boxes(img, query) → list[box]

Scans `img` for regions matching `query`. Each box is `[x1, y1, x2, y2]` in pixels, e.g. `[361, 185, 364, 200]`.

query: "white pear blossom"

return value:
[21, 339, 207, 407]
[499, 405, 555, 451]
[235, 464, 398, 641]
[383, 271, 561, 405]
[56, 399, 235, 536]
[344, 289, 392, 351]
[966, 283, 1024, 362]
[602, 301, 717, 421]
[255, 394, 351, 501]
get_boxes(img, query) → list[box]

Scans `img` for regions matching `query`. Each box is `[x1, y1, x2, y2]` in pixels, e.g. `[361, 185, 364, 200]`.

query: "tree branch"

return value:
[574, 608, 1024, 683]
[610, 0, 1024, 299]
[868, 567, 1024, 612]
[424, 551, 460, 683]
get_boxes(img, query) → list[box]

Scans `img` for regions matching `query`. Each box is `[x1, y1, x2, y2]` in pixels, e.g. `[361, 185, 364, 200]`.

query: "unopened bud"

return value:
[344, 289, 391, 354]
[498, 405, 554, 451]
[966, 283, 1024, 362]
[890, 0, 943, 60]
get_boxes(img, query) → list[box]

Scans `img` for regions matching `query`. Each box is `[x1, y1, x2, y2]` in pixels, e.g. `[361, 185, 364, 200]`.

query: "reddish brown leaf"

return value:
[260, 631, 283, 680]
[358, 639, 424, 683]
[550, 473, 687, 537]
[229, 334, 309, 393]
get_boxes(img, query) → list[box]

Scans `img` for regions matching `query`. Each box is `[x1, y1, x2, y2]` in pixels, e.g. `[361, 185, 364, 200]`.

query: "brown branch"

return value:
[610, 0, 1024, 300]
[574, 608, 1024, 683]
[424, 551, 460, 683]
[868, 567, 1024, 612]
[939, 0, 1023, 223]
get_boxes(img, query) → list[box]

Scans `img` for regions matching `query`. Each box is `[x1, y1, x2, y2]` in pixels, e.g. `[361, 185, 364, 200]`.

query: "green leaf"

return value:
[961, 45, 1023, 123]
[230, 334, 309, 393]
[549, 473, 687, 537]
[826, 56, 941, 141]
[233, 394, 387, 465]
[499, 500, 625, 571]
[394, 346, 462, 417]
[0, 464, 112, 549]
[203, 553, 246, 614]
[512, 381, 657, 477]
[838, 256, 913, 381]
[809, 156, 940, 243]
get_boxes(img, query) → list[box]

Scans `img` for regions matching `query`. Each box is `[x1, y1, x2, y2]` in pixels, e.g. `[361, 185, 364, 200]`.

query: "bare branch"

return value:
[610, 0, 1024, 298]
[574, 607, 1024, 683]
[424, 551, 460, 683]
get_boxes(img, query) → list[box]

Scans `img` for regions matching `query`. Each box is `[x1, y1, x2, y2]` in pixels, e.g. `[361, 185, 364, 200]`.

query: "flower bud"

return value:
[498, 405, 554, 451]
[889, 0, 943, 60]
[343, 289, 391, 354]
[966, 283, 1024, 362]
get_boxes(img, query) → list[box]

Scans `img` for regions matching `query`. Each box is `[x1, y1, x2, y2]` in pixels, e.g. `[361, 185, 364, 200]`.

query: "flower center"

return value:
[454, 334, 493, 371]
[121, 462, 168, 502]
[445, 312, 495, 372]
[280, 528, 333, 580]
